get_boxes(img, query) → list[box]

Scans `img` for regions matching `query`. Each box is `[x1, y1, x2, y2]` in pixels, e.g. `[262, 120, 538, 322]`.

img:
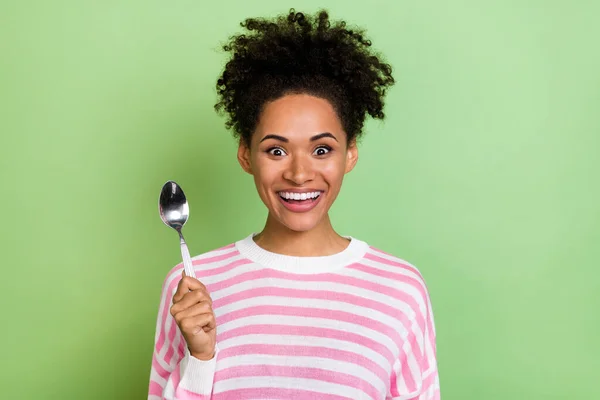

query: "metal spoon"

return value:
[158, 180, 196, 278]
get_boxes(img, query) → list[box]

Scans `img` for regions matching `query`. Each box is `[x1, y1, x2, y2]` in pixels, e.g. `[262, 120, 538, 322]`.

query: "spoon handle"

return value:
[179, 236, 196, 278]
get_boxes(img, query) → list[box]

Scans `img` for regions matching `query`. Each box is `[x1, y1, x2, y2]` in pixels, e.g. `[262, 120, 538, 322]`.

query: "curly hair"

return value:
[214, 8, 395, 147]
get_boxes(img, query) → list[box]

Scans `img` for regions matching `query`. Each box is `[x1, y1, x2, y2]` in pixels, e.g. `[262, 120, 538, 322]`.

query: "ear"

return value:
[345, 139, 359, 173]
[237, 140, 253, 175]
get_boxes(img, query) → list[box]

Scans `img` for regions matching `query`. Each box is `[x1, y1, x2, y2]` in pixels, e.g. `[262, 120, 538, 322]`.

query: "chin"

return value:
[282, 220, 319, 233]
[276, 213, 325, 233]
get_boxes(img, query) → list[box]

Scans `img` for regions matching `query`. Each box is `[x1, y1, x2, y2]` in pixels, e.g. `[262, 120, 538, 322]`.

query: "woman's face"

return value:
[238, 93, 358, 233]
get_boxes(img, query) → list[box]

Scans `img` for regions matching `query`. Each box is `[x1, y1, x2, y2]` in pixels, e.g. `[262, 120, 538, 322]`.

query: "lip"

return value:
[277, 190, 324, 213]
[276, 189, 323, 193]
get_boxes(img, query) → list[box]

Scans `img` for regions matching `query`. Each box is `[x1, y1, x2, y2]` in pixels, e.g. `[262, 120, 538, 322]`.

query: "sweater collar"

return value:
[235, 233, 369, 274]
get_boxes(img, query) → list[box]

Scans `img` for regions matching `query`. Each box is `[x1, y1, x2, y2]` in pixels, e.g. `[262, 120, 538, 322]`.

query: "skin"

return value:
[238, 93, 359, 256]
[171, 93, 358, 360]
[170, 271, 216, 360]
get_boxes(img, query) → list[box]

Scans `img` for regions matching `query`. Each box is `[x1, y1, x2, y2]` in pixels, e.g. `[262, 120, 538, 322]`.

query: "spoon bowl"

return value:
[159, 181, 196, 278]
[159, 181, 189, 230]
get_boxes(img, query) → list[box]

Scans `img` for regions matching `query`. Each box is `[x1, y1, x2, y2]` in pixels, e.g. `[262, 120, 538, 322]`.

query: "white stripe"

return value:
[213, 376, 368, 399]
[340, 266, 428, 316]
[219, 333, 391, 372]
[366, 248, 421, 273]
[402, 335, 422, 392]
[191, 245, 238, 262]
[162, 373, 175, 399]
[216, 295, 410, 340]
[211, 276, 419, 322]
[358, 256, 426, 288]
[149, 369, 168, 387]
[216, 353, 385, 390]
[212, 276, 425, 349]
[164, 252, 244, 288]
[217, 314, 400, 356]
[196, 262, 264, 285]
[170, 330, 183, 368]
[157, 308, 177, 366]
[392, 358, 409, 394]
[154, 289, 175, 369]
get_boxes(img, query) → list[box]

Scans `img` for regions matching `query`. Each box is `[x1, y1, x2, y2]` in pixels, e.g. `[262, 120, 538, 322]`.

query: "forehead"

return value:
[254, 94, 345, 142]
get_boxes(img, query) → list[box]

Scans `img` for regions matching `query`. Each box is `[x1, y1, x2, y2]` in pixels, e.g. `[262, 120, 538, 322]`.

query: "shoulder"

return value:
[361, 244, 426, 283]
[358, 242, 433, 312]
[160, 240, 242, 292]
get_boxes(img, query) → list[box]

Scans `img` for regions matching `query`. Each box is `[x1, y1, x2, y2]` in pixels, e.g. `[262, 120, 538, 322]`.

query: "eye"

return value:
[267, 147, 287, 157]
[313, 146, 331, 156]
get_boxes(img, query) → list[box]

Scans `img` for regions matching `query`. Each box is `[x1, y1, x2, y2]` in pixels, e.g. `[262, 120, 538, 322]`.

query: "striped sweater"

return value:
[149, 234, 440, 399]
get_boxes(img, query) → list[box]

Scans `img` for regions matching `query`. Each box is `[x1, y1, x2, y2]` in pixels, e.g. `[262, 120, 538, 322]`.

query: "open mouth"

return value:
[278, 191, 322, 204]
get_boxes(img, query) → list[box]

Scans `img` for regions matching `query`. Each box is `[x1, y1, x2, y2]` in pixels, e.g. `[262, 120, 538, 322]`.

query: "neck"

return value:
[253, 213, 350, 257]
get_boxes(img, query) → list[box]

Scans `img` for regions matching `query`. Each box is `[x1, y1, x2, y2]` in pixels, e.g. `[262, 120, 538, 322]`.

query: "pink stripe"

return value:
[356, 258, 427, 332]
[165, 323, 177, 364]
[210, 269, 425, 331]
[212, 387, 352, 400]
[175, 387, 211, 400]
[420, 338, 431, 372]
[422, 370, 438, 393]
[218, 305, 402, 349]
[217, 323, 396, 365]
[214, 286, 413, 331]
[152, 356, 170, 380]
[402, 354, 418, 394]
[167, 362, 181, 395]
[154, 269, 182, 355]
[197, 258, 253, 278]
[168, 365, 211, 399]
[390, 365, 399, 397]
[406, 331, 422, 392]
[178, 340, 185, 359]
[359, 253, 434, 345]
[155, 269, 183, 355]
[403, 372, 439, 400]
[151, 351, 213, 400]
[368, 246, 395, 257]
[148, 380, 163, 397]
[427, 310, 437, 362]
[430, 387, 441, 400]
[364, 251, 424, 281]
[218, 343, 390, 384]
[193, 249, 240, 266]
[389, 329, 421, 395]
[215, 365, 380, 400]
[348, 262, 427, 301]
[207, 269, 269, 292]
[155, 333, 166, 357]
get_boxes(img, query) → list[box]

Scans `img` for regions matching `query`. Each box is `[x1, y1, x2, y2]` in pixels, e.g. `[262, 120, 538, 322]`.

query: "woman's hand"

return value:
[170, 272, 217, 361]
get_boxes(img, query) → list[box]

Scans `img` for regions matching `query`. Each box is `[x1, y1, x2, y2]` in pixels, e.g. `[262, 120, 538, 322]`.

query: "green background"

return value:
[1, 0, 598, 398]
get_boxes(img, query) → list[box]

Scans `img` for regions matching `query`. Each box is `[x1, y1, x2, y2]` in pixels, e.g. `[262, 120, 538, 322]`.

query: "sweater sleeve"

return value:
[148, 267, 218, 400]
[390, 285, 440, 400]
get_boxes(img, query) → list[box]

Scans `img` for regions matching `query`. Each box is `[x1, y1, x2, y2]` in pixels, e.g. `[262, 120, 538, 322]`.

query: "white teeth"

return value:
[278, 191, 321, 200]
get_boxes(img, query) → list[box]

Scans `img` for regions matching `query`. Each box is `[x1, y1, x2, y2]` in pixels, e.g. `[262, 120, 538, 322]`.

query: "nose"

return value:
[283, 154, 315, 185]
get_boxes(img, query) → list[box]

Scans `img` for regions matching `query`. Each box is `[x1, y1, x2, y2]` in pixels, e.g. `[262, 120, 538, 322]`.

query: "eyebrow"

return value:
[259, 132, 338, 143]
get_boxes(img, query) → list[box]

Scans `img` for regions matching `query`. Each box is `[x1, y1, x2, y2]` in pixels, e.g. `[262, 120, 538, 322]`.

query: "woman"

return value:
[149, 9, 439, 400]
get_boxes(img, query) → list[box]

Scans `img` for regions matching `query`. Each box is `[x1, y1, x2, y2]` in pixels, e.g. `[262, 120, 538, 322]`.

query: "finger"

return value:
[173, 301, 212, 322]
[180, 287, 212, 307]
[171, 289, 212, 315]
[173, 275, 207, 303]
[180, 312, 216, 335]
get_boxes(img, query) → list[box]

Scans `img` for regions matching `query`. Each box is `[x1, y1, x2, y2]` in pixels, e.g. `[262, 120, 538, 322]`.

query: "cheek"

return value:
[320, 158, 347, 184]
[253, 161, 277, 191]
